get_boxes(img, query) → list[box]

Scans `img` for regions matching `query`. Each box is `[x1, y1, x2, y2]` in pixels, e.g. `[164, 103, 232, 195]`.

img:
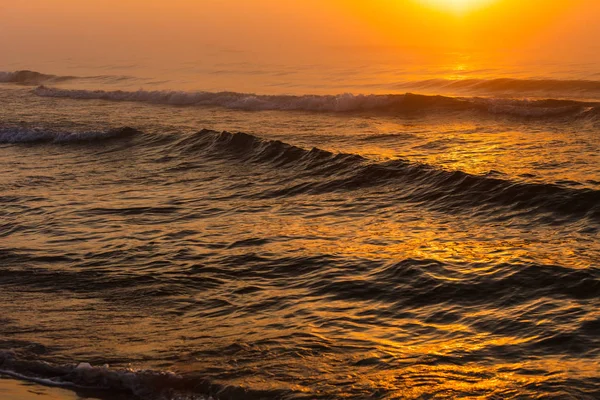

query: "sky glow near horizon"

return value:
[416, 0, 497, 13]
[1, 0, 598, 72]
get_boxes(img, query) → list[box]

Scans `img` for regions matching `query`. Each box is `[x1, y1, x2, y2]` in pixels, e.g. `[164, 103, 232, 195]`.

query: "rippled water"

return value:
[0, 70, 599, 399]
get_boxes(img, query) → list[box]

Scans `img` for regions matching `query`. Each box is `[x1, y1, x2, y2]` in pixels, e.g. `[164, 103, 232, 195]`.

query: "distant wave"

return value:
[0, 70, 135, 86]
[33, 85, 599, 119]
[0, 126, 140, 143]
[402, 78, 600, 96]
[7, 69, 600, 98]
[0, 70, 77, 85]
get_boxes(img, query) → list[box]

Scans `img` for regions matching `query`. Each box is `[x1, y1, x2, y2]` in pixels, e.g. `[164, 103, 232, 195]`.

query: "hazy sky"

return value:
[1, 0, 598, 67]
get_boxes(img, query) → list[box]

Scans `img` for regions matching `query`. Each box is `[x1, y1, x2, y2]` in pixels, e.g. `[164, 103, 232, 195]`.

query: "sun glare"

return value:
[418, 0, 496, 13]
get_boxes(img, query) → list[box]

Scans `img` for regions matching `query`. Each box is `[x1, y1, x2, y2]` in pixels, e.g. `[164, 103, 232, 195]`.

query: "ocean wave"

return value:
[4, 126, 599, 222]
[0, 351, 297, 400]
[403, 77, 600, 95]
[0, 70, 77, 85]
[32, 85, 600, 119]
[0, 70, 138, 86]
[173, 130, 600, 222]
[0, 126, 141, 144]
[312, 258, 600, 307]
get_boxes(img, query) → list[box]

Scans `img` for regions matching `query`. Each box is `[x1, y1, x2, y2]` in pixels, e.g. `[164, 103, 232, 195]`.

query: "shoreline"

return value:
[0, 376, 130, 400]
[0, 376, 85, 400]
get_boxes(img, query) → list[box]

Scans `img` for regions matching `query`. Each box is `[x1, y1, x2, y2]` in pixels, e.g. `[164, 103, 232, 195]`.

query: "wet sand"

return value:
[0, 377, 115, 400]
[0, 377, 80, 400]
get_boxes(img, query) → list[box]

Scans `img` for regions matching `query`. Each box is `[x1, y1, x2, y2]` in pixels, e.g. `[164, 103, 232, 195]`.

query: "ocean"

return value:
[0, 59, 599, 399]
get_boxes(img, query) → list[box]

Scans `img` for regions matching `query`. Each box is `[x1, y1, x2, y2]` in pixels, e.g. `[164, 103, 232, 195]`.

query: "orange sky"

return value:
[1, 0, 598, 66]
[343, 0, 597, 55]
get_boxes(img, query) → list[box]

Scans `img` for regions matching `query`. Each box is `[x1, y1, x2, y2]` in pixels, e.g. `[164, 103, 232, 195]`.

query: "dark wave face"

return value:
[0, 126, 141, 143]
[0, 75, 599, 400]
[166, 129, 600, 223]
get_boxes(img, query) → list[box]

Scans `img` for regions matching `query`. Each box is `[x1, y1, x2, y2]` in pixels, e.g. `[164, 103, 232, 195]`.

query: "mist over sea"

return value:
[1, 53, 599, 399]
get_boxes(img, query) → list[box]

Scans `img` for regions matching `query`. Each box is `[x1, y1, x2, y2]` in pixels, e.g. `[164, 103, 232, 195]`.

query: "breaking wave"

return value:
[32, 85, 599, 119]
[0, 351, 296, 400]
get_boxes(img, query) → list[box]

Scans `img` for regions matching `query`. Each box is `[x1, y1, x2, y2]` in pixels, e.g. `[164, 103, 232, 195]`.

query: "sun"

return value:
[417, 0, 496, 14]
